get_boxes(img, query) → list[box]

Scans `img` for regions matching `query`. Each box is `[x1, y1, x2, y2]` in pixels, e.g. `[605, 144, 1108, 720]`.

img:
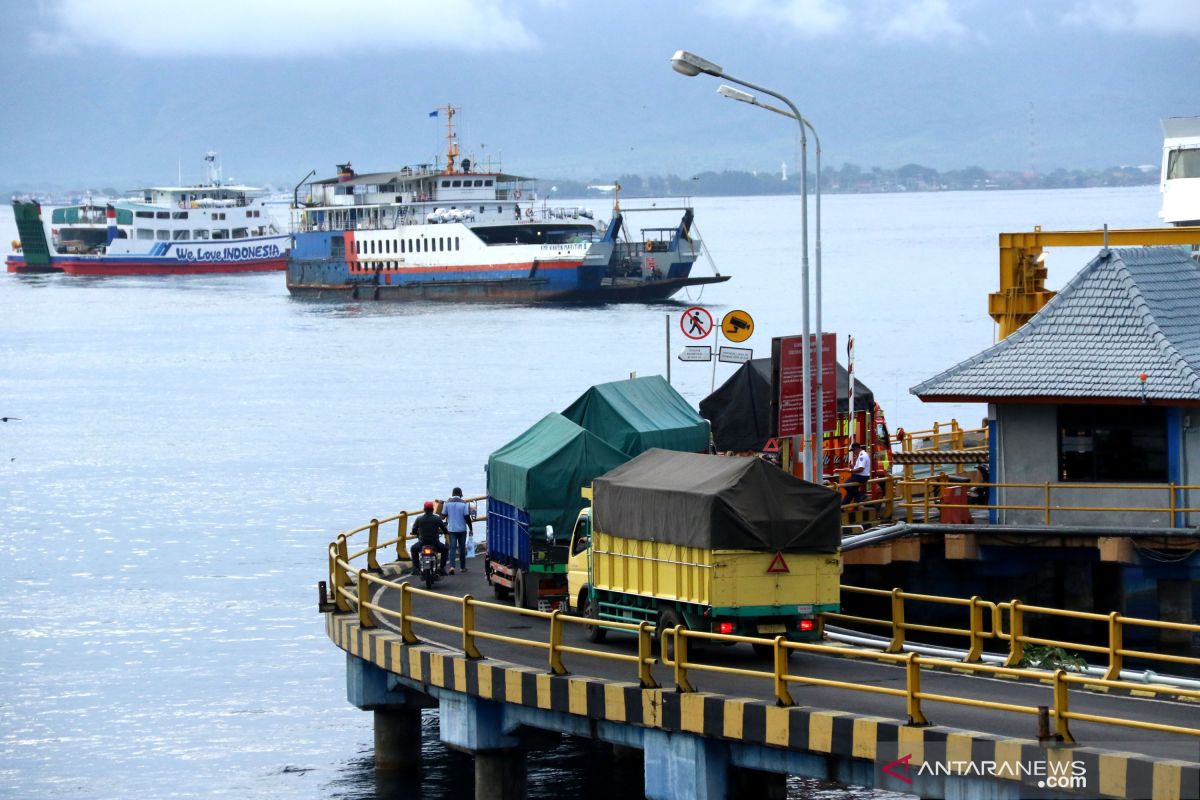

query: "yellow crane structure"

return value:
[989, 225, 1200, 339]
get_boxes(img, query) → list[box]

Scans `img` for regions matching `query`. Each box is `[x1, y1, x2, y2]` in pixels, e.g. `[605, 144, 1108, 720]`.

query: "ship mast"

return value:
[440, 104, 460, 174]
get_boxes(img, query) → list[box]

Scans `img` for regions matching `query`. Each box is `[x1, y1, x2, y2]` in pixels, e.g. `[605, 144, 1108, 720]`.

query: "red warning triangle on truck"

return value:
[762, 437, 781, 453]
[766, 551, 790, 573]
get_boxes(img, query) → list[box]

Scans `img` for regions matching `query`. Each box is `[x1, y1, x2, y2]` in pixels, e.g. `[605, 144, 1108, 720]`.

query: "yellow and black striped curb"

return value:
[327, 613, 1198, 799]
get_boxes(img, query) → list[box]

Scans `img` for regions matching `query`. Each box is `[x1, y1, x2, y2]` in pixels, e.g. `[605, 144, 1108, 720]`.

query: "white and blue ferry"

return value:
[6, 153, 288, 276]
[286, 107, 727, 302]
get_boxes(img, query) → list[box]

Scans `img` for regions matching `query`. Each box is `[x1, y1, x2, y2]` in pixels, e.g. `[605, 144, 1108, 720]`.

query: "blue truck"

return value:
[484, 376, 711, 609]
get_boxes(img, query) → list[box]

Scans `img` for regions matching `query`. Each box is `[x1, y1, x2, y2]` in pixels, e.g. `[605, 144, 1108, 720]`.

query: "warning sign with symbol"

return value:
[680, 306, 713, 340]
[721, 310, 754, 342]
[766, 552, 790, 574]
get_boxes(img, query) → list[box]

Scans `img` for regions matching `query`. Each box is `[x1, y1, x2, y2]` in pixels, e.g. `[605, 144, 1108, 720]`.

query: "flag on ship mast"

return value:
[429, 110, 438, 118]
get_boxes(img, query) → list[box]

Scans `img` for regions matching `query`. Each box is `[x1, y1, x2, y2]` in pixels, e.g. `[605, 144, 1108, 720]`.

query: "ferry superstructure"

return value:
[6, 153, 288, 276]
[286, 106, 727, 302]
[1160, 116, 1200, 227]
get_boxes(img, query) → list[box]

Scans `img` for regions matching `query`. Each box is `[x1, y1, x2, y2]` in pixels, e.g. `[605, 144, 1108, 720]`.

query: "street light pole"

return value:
[716, 85, 825, 478]
[671, 50, 816, 482]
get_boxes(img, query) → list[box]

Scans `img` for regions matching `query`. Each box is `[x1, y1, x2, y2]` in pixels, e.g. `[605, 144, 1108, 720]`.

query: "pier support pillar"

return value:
[374, 707, 422, 771]
[643, 729, 729, 800]
[438, 694, 528, 800]
[345, 655, 430, 772]
[475, 749, 527, 800]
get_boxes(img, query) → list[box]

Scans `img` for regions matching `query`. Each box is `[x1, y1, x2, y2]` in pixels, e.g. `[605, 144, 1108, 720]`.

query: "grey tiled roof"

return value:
[911, 247, 1200, 401]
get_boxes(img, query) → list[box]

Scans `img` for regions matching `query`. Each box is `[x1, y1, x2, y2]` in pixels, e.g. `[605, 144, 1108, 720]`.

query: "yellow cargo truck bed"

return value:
[591, 530, 840, 613]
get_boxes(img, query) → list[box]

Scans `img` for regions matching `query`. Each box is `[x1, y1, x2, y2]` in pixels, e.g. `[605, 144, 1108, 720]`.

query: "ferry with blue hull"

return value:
[6, 153, 288, 276]
[286, 106, 727, 303]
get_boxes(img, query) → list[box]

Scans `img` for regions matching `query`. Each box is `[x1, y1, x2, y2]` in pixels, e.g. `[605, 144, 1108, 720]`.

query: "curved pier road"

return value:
[368, 564, 1200, 764]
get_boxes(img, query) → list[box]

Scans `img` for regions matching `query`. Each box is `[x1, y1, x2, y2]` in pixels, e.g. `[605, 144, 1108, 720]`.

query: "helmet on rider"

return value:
[423, 500, 435, 512]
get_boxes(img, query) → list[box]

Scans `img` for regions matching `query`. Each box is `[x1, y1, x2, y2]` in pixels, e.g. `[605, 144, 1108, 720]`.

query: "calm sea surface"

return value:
[0, 186, 1162, 799]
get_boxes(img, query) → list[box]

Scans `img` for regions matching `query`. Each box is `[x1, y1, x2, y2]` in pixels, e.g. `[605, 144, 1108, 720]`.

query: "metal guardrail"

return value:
[324, 507, 1200, 744]
[897, 478, 1200, 524]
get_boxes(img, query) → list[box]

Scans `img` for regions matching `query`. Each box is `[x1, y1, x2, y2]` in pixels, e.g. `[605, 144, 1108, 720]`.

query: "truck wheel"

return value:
[585, 593, 607, 643]
[656, 609, 684, 661]
[514, 569, 537, 610]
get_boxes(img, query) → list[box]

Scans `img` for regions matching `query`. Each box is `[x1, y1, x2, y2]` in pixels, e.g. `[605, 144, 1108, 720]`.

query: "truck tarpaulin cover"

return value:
[593, 449, 840, 552]
[488, 413, 630, 538]
[561, 375, 710, 457]
[699, 358, 875, 452]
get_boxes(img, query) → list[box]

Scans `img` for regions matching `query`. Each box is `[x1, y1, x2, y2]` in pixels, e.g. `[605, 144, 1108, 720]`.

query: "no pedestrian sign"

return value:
[681, 307, 713, 340]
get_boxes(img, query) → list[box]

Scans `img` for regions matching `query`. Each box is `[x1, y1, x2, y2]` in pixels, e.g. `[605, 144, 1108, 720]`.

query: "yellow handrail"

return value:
[897, 478, 1200, 524]
[323, 502, 1200, 743]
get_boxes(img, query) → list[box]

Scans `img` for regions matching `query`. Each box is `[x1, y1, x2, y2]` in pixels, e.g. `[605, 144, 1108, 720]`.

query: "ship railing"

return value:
[323, 509, 1200, 745]
[896, 477, 1200, 526]
[896, 418, 989, 480]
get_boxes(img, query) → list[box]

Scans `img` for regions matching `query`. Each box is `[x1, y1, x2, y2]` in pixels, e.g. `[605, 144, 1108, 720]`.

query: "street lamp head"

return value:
[670, 50, 723, 77]
[717, 84, 756, 104]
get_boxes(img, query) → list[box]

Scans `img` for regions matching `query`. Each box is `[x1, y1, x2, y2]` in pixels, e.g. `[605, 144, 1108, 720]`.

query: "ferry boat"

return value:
[1160, 116, 1200, 227]
[6, 153, 288, 276]
[286, 106, 728, 302]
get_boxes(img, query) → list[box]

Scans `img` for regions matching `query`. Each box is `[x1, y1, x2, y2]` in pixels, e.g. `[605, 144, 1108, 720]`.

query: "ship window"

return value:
[1058, 405, 1167, 483]
[156, 211, 169, 219]
[441, 180, 450, 187]
[452, 180, 462, 187]
[136, 211, 154, 219]
[173, 229, 189, 240]
[400, 240, 405, 254]
[156, 230, 170, 241]
[497, 206, 502, 214]
[485, 180, 493, 187]
[136, 229, 154, 240]
[193, 229, 210, 240]
[474, 180, 483, 187]
[232, 228, 248, 239]
[1167, 148, 1200, 180]
[172, 211, 188, 220]
[424, 239, 429, 252]
[212, 229, 230, 239]
[479, 206, 485, 214]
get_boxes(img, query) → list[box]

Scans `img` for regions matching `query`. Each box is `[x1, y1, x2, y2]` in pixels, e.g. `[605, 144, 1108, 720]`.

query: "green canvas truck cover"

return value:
[488, 412, 630, 537]
[561, 375, 710, 457]
[592, 449, 841, 552]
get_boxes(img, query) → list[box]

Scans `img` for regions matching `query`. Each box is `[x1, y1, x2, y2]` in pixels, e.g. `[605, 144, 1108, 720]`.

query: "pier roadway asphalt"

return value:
[370, 565, 1200, 764]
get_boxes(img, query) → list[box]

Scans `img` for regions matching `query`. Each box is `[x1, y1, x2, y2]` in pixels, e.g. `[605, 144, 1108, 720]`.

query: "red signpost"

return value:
[773, 333, 836, 438]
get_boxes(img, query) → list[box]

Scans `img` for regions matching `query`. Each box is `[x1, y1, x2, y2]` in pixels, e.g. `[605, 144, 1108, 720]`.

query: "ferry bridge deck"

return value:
[323, 548, 1200, 800]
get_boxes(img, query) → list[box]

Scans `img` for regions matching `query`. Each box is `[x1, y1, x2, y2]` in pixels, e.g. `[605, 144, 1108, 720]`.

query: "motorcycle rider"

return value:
[409, 500, 450, 576]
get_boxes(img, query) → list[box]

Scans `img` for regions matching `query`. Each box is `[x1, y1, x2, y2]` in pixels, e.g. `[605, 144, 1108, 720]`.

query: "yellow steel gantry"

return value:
[989, 225, 1200, 339]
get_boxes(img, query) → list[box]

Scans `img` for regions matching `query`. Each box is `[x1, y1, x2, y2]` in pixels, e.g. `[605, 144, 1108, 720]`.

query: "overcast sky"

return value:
[1, 0, 1197, 189]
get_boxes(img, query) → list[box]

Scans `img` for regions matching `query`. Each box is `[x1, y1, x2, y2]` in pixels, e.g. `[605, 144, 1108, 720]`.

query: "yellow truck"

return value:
[566, 449, 842, 656]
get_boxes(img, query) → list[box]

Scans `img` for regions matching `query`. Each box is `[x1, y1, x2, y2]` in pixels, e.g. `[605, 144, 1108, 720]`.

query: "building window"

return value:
[1058, 405, 1168, 483]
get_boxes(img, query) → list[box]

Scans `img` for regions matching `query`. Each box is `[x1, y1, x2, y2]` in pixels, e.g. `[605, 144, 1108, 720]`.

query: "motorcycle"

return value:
[418, 544, 440, 589]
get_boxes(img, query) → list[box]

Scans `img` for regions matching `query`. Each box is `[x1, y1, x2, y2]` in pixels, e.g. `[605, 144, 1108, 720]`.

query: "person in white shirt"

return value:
[844, 442, 871, 506]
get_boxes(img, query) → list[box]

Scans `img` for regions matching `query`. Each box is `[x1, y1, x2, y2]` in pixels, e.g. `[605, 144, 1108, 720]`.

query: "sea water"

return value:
[0, 186, 1162, 799]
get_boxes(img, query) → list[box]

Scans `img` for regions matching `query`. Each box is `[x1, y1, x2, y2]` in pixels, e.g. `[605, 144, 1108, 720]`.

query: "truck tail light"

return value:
[714, 621, 734, 634]
[798, 619, 814, 632]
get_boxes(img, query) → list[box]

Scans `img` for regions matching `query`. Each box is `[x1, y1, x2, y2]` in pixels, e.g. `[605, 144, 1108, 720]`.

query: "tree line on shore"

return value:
[539, 162, 1157, 199]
